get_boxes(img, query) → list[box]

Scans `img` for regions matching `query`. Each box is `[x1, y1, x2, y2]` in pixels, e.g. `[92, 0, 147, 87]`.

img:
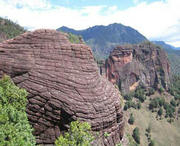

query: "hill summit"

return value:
[57, 23, 147, 59]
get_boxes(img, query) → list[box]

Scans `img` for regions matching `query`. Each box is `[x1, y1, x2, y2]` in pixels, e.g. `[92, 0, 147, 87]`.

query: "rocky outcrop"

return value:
[0, 29, 124, 145]
[105, 42, 170, 94]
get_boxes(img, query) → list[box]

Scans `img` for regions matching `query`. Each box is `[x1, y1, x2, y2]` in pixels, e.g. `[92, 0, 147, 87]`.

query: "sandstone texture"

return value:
[0, 29, 124, 145]
[105, 43, 170, 94]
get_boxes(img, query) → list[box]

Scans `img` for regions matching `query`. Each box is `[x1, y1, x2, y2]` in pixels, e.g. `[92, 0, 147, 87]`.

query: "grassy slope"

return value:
[124, 95, 180, 146]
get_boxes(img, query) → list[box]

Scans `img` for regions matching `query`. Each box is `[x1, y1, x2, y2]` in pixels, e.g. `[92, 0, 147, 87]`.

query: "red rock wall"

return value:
[105, 44, 170, 93]
[0, 29, 124, 145]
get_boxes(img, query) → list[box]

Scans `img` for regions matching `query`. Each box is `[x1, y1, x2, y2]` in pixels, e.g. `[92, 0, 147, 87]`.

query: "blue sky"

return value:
[0, 0, 179, 47]
[50, 0, 159, 10]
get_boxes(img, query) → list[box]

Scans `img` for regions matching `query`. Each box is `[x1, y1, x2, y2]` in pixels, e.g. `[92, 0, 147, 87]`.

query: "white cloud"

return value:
[0, 0, 180, 47]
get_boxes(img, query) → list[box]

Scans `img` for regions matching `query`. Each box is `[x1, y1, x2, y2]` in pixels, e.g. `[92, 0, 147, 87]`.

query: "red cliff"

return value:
[105, 42, 170, 94]
[0, 29, 124, 146]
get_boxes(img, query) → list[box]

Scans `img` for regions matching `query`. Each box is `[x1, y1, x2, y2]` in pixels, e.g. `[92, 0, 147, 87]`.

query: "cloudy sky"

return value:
[0, 0, 179, 47]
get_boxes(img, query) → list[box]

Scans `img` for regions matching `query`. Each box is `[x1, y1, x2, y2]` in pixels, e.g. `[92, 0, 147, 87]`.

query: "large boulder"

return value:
[0, 29, 124, 146]
[105, 42, 170, 94]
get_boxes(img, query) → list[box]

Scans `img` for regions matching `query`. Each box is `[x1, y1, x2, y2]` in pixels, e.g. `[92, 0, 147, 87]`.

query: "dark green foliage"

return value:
[0, 75, 36, 146]
[135, 87, 146, 102]
[124, 104, 128, 111]
[123, 93, 134, 101]
[0, 17, 25, 41]
[147, 88, 155, 96]
[137, 102, 141, 109]
[170, 99, 176, 107]
[55, 121, 94, 146]
[124, 101, 137, 110]
[158, 108, 163, 116]
[149, 140, 155, 146]
[128, 113, 135, 125]
[132, 127, 140, 144]
[164, 102, 175, 118]
[149, 97, 165, 110]
[159, 87, 164, 94]
[146, 125, 151, 133]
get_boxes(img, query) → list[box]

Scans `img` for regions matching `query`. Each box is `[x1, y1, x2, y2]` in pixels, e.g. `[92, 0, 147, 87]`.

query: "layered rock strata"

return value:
[105, 43, 170, 94]
[0, 29, 124, 146]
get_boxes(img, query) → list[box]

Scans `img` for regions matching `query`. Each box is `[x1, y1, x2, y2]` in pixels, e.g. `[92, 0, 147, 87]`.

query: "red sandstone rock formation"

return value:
[0, 29, 124, 146]
[105, 43, 170, 93]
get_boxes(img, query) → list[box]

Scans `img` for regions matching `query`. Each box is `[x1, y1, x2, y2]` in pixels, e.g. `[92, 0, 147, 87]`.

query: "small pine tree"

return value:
[132, 127, 140, 144]
[149, 139, 155, 146]
[128, 113, 135, 125]
[158, 108, 163, 116]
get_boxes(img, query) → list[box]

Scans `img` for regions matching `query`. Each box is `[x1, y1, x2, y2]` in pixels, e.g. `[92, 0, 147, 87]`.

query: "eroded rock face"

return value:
[105, 43, 170, 94]
[0, 29, 124, 145]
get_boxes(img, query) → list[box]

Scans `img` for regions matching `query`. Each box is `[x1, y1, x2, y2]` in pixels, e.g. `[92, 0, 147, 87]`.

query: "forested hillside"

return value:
[0, 17, 25, 42]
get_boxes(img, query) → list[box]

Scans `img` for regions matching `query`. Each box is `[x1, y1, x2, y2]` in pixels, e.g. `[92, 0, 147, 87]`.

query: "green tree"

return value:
[159, 87, 164, 94]
[170, 99, 176, 107]
[148, 88, 155, 96]
[132, 127, 140, 144]
[128, 113, 135, 125]
[137, 102, 141, 109]
[158, 108, 163, 116]
[135, 87, 146, 102]
[0, 75, 36, 146]
[55, 121, 94, 146]
[149, 140, 155, 146]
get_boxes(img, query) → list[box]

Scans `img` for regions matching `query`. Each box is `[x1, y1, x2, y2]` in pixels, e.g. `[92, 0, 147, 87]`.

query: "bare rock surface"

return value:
[105, 43, 170, 94]
[0, 29, 124, 145]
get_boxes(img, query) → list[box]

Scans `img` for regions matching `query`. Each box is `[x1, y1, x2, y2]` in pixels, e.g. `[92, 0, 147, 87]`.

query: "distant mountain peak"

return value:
[57, 23, 147, 59]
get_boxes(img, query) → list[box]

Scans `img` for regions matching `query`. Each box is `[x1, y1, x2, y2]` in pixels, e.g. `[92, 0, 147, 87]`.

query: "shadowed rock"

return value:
[105, 43, 170, 94]
[0, 29, 124, 145]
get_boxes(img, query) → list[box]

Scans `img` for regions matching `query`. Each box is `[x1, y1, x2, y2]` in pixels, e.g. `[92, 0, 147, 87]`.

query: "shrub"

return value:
[132, 127, 140, 144]
[146, 125, 151, 133]
[149, 99, 158, 110]
[149, 140, 155, 146]
[159, 87, 164, 94]
[128, 113, 135, 125]
[148, 88, 155, 96]
[170, 99, 176, 107]
[149, 97, 165, 110]
[137, 102, 141, 109]
[55, 121, 94, 146]
[124, 101, 137, 110]
[67, 33, 82, 44]
[135, 87, 146, 102]
[0, 75, 36, 146]
[158, 108, 163, 116]
[123, 93, 133, 101]
[104, 132, 110, 138]
[124, 104, 128, 111]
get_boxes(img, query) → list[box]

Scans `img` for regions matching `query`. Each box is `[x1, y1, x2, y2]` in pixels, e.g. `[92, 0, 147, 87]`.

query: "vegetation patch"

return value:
[0, 75, 36, 146]
[0, 17, 25, 41]
[55, 121, 94, 146]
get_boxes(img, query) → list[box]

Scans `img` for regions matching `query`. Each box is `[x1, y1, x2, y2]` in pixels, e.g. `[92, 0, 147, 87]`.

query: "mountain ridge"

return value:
[57, 23, 147, 59]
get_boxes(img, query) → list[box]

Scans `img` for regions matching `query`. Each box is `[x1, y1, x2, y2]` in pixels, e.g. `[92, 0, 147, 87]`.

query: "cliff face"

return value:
[0, 29, 124, 145]
[105, 42, 170, 94]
